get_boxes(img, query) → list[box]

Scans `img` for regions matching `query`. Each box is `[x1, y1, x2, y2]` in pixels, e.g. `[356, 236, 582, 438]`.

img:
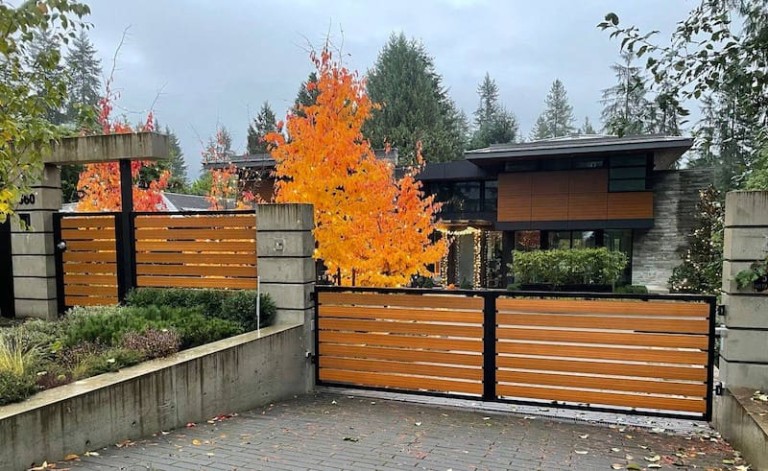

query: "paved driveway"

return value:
[64, 391, 745, 471]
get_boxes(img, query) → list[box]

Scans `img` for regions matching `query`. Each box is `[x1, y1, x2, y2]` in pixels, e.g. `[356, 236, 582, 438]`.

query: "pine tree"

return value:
[247, 102, 278, 154]
[580, 116, 597, 135]
[365, 33, 466, 163]
[165, 126, 188, 191]
[531, 79, 575, 139]
[293, 72, 319, 118]
[29, 28, 67, 125]
[469, 73, 518, 149]
[600, 53, 649, 137]
[64, 30, 101, 123]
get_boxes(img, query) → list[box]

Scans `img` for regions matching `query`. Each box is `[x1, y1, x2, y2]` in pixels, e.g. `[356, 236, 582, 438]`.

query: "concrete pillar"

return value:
[10, 164, 61, 320]
[719, 191, 768, 389]
[257, 204, 315, 325]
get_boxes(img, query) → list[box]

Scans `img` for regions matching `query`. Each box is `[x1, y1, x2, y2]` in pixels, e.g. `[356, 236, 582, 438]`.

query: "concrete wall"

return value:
[0, 324, 311, 471]
[632, 168, 713, 288]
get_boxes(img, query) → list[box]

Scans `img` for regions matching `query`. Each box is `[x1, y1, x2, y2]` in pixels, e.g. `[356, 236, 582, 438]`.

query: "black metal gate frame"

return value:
[314, 286, 717, 421]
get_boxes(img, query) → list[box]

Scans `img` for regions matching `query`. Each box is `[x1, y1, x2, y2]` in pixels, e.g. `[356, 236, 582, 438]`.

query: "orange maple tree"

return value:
[75, 83, 170, 212]
[201, 128, 255, 210]
[266, 48, 446, 287]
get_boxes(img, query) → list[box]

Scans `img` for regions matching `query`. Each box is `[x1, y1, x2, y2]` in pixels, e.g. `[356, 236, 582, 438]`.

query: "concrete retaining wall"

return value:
[0, 324, 310, 471]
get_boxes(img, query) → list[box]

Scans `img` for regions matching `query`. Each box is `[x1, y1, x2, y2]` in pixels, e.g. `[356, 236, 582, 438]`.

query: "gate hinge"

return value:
[715, 326, 728, 338]
[715, 382, 724, 396]
[716, 304, 726, 317]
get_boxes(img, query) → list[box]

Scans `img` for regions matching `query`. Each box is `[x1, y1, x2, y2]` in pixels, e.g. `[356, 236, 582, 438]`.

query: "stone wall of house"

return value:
[632, 168, 714, 289]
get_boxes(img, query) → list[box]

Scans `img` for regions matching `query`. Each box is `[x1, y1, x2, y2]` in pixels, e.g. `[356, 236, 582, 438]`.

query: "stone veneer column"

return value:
[719, 191, 768, 389]
[256, 204, 315, 326]
[10, 164, 61, 320]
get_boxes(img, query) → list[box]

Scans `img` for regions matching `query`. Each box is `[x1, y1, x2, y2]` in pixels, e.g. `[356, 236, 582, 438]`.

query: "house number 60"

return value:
[19, 194, 36, 206]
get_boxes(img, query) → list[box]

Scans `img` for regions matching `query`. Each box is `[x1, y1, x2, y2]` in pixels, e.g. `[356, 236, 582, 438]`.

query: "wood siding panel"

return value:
[607, 192, 654, 219]
[498, 194, 532, 222]
[531, 195, 568, 221]
[568, 193, 608, 220]
[498, 173, 532, 195]
[569, 170, 608, 193]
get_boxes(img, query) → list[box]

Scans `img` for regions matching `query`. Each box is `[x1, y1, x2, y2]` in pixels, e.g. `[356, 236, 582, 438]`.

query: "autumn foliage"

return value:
[266, 49, 446, 287]
[201, 129, 255, 210]
[75, 86, 170, 212]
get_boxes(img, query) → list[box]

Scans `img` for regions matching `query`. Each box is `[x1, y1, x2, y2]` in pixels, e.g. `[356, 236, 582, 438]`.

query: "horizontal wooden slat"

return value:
[64, 273, 118, 285]
[319, 357, 482, 381]
[319, 344, 482, 367]
[136, 276, 257, 289]
[318, 292, 483, 311]
[497, 313, 709, 334]
[496, 341, 707, 365]
[319, 331, 482, 352]
[319, 305, 483, 324]
[497, 356, 707, 382]
[66, 240, 116, 251]
[497, 298, 710, 317]
[135, 228, 256, 240]
[63, 251, 116, 263]
[64, 285, 117, 296]
[64, 295, 119, 307]
[136, 241, 256, 252]
[497, 328, 709, 349]
[320, 318, 482, 338]
[497, 384, 705, 413]
[497, 370, 706, 397]
[61, 228, 116, 240]
[62, 262, 117, 274]
[320, 368, 482, 395]
[136, 264, 257, 278]
[135, 252, 257, 265]
[134, 215, 256, 228]
[60, 217, 115, 229]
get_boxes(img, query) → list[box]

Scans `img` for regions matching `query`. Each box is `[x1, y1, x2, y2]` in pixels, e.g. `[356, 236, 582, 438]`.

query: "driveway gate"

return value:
[315, 286, 716, 420]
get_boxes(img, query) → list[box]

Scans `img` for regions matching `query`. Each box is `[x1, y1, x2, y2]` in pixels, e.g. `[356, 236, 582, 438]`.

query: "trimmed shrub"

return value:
[125, 288, 276, 330]
[0, 370, 36, 405]
[614, 284, 649, 294]
[120, 329, 181, 360]
[511, 248, 627, 286]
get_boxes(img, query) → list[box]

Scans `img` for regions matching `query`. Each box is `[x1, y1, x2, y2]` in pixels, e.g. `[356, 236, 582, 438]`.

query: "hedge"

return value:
[511, 247, 627, 286]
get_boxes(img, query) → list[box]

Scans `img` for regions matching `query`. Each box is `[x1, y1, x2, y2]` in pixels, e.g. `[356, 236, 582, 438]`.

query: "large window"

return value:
[425, 180, 497, 214]
[547, 230, 597, 249]
[609, 154, 648, 192]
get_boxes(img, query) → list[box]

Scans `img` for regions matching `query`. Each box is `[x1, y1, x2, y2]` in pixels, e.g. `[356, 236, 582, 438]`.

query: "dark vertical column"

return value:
[482, 292, 497, 401]
[501, 231, 514, 288]
[52, 214, 65, 315]
[0, 220, 14, 317]
[118, 159, 136, 300]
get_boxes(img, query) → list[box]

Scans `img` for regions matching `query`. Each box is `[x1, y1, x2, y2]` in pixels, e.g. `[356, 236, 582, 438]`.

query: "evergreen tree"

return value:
[531, 79, 575, 139]
[600, 53, 649, 137]
[293, 72, 319, 118]
[165, 126, 188, 191]
[29, 27, 67, 125]
[64, 30, 101, 123]
[247, 101, 278, 154]
[365, 33, 466, 163]
[580, 116, 597, 135]
[469, 73, 518, 149]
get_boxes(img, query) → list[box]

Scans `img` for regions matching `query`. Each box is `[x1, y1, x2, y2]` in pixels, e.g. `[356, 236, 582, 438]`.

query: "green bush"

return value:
[62, 305, 243, 349]
[126, 288, 275, 330]
[511, 248, 628, 286]
[0, 331, 44, 376]
[614, 284, 649, 294]
[69, 347, 144, 380]
[0, 370, 36, 405]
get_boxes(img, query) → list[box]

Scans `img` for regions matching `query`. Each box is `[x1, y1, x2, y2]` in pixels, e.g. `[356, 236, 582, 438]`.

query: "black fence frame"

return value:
[314, 285, 717, 421]
[0, 219, 14, 318]
[53, 210, 257, 312]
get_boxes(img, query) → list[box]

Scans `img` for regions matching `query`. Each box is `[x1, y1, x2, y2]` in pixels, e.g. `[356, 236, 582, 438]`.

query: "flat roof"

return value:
[465, 134, 693, 165]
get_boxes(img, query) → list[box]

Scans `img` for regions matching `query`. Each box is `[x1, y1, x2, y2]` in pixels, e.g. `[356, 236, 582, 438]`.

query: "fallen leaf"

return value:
[206, 453, 215, 457]
[645, 455, 661, 463]
[611, 465, 623, 470]
[626, 463, 642, 471]
[63, 454, 79, 461]
[734, 465, 751, 471]
[343, 437, 359, 442]
[482, 417, 491, 421]
[186, 422, 196, 428]
[651, 427, 666, 434]
[580, 434, 589, 439]
[27, 462, 49, 471]
[115, 440, 134, 448]
[415, 422, 422, 426]
[625, 455, 634, 461]
[648, 465, 662, 469]
[192, 439, 202, 446]
[83, 452, 99, 457]
[611, 447, 621, 453]
[639, 445, 648, 449]
[575, 450, 588, 455]
[331, 400, 338, 405]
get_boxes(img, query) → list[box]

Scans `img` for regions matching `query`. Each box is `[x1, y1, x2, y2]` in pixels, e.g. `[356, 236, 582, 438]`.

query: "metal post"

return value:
[705, 298, 717, 421]
[256, 275, 261, 335]
[52, 214, 66, 315]
[482, 292, 497, 401]
[118, 159, 136, 300]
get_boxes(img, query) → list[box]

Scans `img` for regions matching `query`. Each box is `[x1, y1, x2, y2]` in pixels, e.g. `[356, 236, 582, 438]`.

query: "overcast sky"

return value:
[85, 0, 696, 178]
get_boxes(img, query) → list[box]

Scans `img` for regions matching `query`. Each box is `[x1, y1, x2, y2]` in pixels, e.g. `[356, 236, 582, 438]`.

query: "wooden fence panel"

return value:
[496, 296, 712, 416]
[134, 213, 257, 290]
[59, 215, 119, 307]
[317, 290, 484, 396]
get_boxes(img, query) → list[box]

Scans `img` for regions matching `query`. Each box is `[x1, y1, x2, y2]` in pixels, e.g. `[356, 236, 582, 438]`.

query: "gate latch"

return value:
[716, 304, 726, 317]
[56, 241, 67, 252]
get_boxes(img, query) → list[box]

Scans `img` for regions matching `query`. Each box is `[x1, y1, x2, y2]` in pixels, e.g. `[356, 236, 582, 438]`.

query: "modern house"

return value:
[420, 135, 713, 290]
[202, 135, 711, 290]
